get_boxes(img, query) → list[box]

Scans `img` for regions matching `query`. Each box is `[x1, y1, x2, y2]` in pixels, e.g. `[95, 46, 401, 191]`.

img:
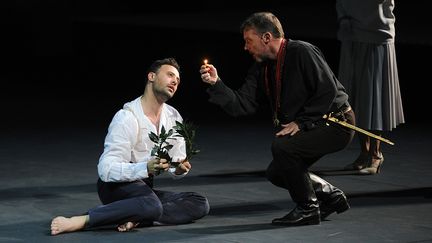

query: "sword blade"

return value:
[324, 116, 395, 145]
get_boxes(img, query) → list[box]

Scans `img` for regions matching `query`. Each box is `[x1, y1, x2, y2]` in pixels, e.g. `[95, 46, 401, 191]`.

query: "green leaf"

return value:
[172, 119, 200, 160]
[167, 129, 174, 137]
[149, 132, 159, 143]
[150, 146, 159, 156]
[163, 144, 174, 151]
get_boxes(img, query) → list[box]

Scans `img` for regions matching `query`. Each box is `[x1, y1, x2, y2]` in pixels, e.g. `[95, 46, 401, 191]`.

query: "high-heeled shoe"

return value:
[344, 153, 369, 170]
[359, 153, 384, 175]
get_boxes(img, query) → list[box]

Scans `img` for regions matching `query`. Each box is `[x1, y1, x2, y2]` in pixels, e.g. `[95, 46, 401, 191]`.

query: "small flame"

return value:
[203, 59, 208, 65]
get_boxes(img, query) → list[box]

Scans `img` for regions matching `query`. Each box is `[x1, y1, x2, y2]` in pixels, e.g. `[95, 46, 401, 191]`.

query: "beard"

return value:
[251, 52, 267, 63]
[253, 55, 263, 62]
[153, 85, 174, 101]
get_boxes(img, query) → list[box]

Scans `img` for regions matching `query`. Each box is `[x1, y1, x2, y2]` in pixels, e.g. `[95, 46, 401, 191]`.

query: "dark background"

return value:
[2, 1, 430, 131]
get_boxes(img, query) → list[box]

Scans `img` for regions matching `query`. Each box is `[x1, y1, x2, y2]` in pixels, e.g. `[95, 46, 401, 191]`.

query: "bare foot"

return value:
[117, 221, 139, 232]
[51, 215, 87, 235]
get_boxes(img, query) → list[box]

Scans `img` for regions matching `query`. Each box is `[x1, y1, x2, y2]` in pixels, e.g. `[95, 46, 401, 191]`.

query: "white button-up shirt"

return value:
[98, 96, 187, 182]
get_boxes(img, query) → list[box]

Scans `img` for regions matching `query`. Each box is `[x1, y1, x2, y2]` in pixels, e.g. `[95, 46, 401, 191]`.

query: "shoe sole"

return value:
[321, 197, 350, 220]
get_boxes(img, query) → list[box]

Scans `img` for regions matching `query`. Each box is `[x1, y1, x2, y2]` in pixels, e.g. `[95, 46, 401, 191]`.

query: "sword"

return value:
[323, 113, 395, 145]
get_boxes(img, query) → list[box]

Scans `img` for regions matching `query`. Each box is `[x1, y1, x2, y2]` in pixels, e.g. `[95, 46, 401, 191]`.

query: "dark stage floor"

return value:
[1, 120, 431, 243]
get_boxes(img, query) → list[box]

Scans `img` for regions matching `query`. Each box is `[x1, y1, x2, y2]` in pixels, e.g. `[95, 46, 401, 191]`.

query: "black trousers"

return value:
[86, 179, 210, 228]
[266, 110, 355, 206]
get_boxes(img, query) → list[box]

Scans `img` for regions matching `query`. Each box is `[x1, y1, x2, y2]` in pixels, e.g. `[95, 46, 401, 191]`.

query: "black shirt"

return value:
[207, 39, 349, 130]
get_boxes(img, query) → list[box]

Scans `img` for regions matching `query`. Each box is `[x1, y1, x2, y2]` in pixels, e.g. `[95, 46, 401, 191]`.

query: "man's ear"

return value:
[147, 72, 155, 82]
[263, 32, 271, 44]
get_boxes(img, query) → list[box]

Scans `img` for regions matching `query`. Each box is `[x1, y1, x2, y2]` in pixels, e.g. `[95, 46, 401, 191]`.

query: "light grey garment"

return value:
[337, 0, 404, 131]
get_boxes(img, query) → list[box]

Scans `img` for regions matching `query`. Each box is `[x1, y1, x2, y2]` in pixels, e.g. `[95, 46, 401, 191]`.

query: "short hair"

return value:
[240, 12, 284, 38]
[147, 57, 180, 76]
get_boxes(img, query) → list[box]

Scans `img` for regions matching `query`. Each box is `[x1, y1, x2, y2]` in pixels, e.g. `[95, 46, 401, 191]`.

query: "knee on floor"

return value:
[186, 192, 210, 219]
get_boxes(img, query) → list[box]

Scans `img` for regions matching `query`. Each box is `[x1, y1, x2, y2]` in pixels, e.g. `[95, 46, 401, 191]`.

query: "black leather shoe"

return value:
[272, 206, 320, 226]
[320, 193, 350, 220]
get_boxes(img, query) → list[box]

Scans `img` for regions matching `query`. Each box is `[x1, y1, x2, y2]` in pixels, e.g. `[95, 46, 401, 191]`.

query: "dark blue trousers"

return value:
[87, 179, 210, 228]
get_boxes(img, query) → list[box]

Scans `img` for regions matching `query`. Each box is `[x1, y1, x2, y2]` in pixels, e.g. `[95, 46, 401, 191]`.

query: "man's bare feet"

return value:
[117, 221, 140, 232]
[50, 215, 88, 235]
